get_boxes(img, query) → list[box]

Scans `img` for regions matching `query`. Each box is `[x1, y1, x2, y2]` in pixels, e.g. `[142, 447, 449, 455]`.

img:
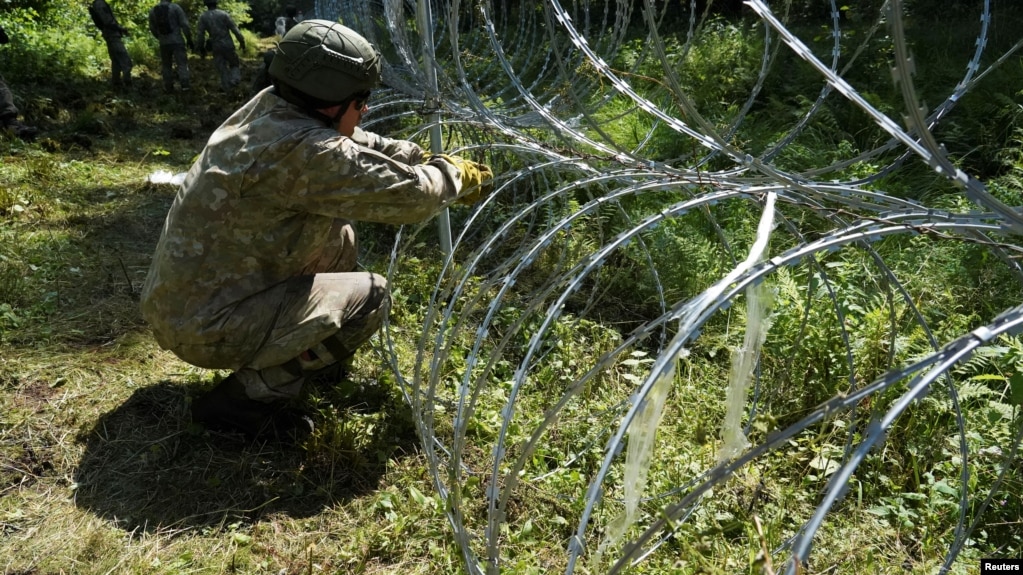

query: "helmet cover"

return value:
[268, 19, 381, 105]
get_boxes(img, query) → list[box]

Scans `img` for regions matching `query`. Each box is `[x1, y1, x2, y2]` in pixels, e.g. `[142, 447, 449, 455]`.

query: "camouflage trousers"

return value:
[103, 35, 133, 86]
[173, 221, 390, 401]
[158, 42, 190, 90]
[210, 45, 241, 91]
[0, 75, 18, 120]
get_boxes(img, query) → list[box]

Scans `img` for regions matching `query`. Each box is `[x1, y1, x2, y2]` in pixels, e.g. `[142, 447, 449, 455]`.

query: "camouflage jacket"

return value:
[196, 8, 243, 52]
[140, 88, 461, 353]
[148, 1, 191, 45]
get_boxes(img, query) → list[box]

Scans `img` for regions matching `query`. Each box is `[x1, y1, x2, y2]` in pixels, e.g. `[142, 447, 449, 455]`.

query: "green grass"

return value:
[2, 5, 1023, 575]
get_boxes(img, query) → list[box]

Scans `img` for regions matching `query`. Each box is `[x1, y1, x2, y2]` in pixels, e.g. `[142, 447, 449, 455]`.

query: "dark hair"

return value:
[285, 4, 297, 17]
[272, 79, 341, 110]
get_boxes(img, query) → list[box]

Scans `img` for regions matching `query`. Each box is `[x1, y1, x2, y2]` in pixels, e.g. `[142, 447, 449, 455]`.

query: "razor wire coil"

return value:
[310, 1, 1023, 573]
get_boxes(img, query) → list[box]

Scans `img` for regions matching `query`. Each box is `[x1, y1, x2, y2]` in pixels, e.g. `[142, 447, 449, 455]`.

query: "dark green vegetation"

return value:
[2, 1, 1023, 574]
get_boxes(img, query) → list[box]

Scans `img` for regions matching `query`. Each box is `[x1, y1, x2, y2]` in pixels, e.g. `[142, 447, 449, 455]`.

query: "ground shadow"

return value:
[72, 379, 417, 532]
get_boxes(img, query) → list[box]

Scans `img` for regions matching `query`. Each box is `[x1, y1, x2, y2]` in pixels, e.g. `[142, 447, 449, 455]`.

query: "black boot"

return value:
[191, 374, 313, 440]
[2, 118, 37, 141]
[305, 359, 351, 388]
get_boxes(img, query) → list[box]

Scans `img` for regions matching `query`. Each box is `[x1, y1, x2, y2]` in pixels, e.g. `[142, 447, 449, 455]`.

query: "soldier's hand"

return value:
[428, 154, 494, 206]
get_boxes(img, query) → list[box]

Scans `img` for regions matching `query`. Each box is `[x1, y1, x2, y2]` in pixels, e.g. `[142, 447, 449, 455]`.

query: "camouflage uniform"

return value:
[147, 0, 192, 91]
[0, 26, 16, 120]
[0, 73, 16, 123]
[141, 88, 462, 400]
[0, 25, 36, 139]
[89, 0, 133, 87]
[196, 6, 244, 91]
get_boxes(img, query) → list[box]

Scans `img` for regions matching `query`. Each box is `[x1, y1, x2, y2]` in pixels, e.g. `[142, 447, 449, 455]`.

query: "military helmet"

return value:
[268, 20, 381, 106]
[204, 0, 217, 7]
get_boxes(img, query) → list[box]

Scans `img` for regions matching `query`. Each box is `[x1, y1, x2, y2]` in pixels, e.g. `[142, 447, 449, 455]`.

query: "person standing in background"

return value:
[196, 0, 245, 92]
[261, 5, 303, 94]
[148, 0, 193, 92]
[275, 4, 301, 37]
[88, 0, 134, 89]
[0, 24, 38, 140]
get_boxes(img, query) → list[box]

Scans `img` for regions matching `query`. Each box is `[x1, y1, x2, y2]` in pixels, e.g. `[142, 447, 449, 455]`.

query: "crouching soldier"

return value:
[140, 20, 493, 439]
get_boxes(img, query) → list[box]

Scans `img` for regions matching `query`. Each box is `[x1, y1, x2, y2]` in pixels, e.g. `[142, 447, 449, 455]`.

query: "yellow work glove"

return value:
[428, 153, 494, 206]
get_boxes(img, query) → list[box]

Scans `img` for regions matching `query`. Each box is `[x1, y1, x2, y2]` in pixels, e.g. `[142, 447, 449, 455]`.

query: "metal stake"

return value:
[417, 0, 453, 257]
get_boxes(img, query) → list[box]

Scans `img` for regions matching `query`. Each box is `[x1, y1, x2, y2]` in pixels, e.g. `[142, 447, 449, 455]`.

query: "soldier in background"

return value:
[88, 0, 134, 89]
[196, 0, 245, 92]
[141, 21, 493, 439]
[260, 5, 303, 95]
[275, 4, 301, 36]
[148, 0, 193, 92]
[0, 25, 38, 141]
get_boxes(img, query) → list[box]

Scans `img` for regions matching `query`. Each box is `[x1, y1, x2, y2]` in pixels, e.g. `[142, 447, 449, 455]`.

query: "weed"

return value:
[1, 3, 1022, 574]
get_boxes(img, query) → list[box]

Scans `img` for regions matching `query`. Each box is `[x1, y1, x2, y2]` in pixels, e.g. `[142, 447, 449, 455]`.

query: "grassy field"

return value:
[0, 39, 459, 574]
[3, 5, 1023, 575]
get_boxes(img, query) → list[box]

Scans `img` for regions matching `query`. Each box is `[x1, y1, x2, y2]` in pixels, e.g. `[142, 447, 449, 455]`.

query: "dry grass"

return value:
[0, 41, 461, 575]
